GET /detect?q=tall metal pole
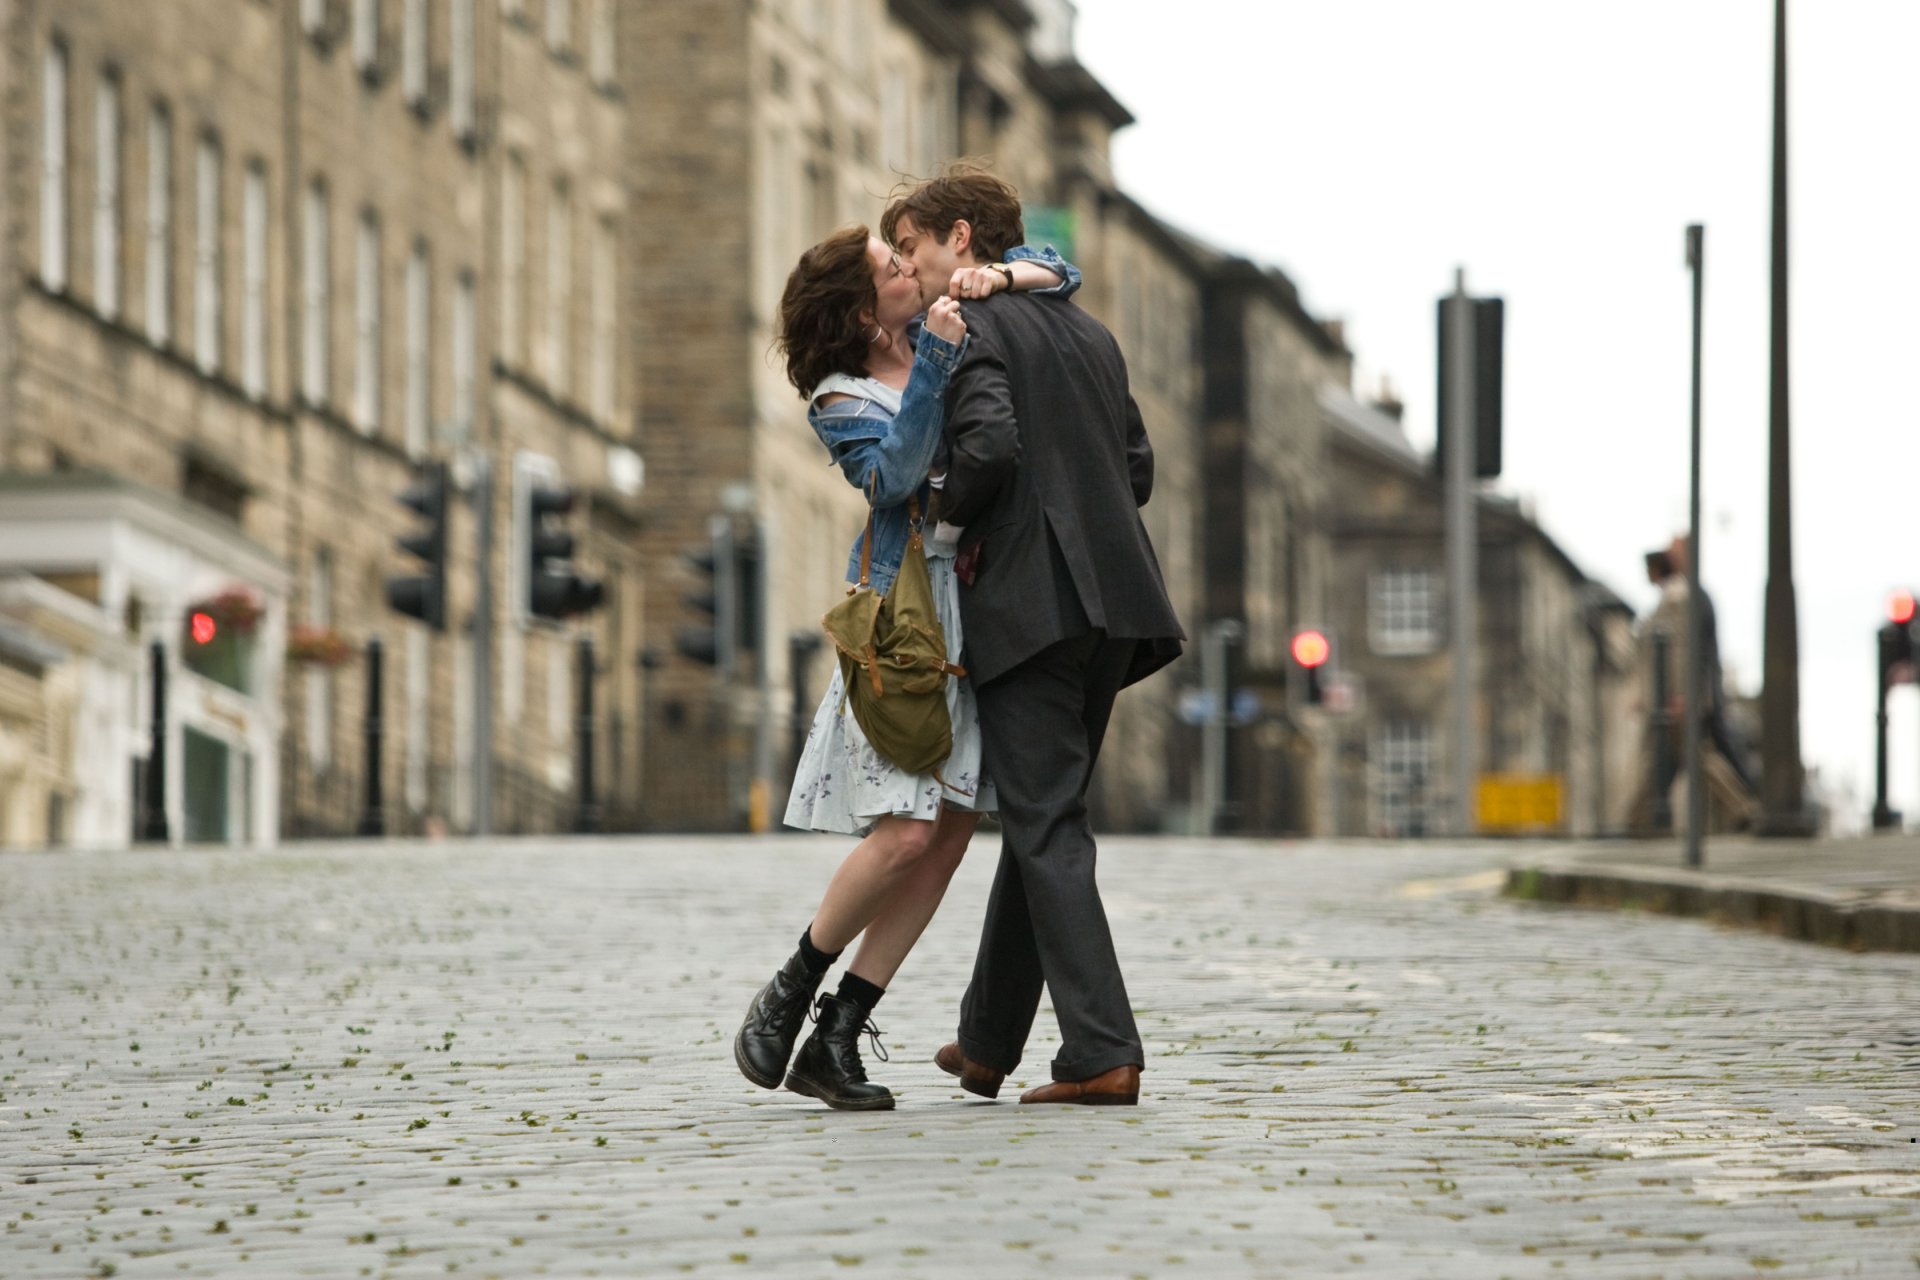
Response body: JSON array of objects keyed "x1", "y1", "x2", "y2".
[
  {"x1": 1684, "y1": 224, "x2": 1707, "y2": 868},
  {"x1": 139, "y1": 640, "x2": 170, "y2": 842},
  {"x1": 471, "y1": 453, "x2": 494, "y2": 835},
  {"x1": 1444, "y1": 269, "x2": 1478, "y2": 836},
  {"x1": 1758, "y1": 0, "x2": 1810, "y2": 835},
  {"x1": 357, "y1": 637, "x2": 385, "y2": 836},
  {"x1": 1871, "y1": 632, "x2": 1896, "y2": 830},
  {"x1": 573, "y1": 634, "x2": 600, "y2": 833}
]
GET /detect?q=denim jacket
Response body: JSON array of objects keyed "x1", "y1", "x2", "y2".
[{"x1": 808, "y1": 245, "x2": 1080, "y2": 595}]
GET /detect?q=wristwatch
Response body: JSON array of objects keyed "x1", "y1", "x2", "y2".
[{"x1": 986, "y1": 263, "x2": 1014, "y2": 291}]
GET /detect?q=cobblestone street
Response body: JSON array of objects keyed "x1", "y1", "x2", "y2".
[{"x1": 2, "y1": 837, "x2": 1916, "y2": 1279}]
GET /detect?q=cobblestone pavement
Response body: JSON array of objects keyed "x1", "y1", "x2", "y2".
[{"x1": 2, "y1": 837, "x2": 1916, "y2": 1279}]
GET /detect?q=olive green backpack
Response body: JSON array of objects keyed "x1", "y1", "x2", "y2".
[{"x1": 821, "y1": 488, "x2": 966, "y2": 776}]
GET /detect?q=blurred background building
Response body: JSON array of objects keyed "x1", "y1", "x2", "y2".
[{"x1": 0, "y1": 0, "x2": 1640, "y2": 847}]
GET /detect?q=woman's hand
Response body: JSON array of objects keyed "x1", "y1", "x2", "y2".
[
  {"x1": 924, "y1": 295, "x2": 967, "y2": 345},
  {"x1": 948, "y1": 265, "x2": 1008, "y2": 300}
]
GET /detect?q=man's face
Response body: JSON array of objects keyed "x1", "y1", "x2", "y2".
[{"x1": 892, "y1": 214, "x2": 969, "y2": 310}]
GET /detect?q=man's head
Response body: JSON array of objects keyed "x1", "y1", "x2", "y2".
[{"x1": 882, "y1": 161, "x2": 1025, "y2": 309}]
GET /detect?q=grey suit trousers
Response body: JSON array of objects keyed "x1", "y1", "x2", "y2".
[{"x1": 957, "y1": 629, "x2": 1144, "y2": 1082}]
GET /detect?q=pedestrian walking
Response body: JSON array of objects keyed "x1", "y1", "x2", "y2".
[
  {"x1": 883, "y1": 165, "x2": 1185, "y2": 1106},
  {"x1": 733, "y1": 214, "x2": 1079, "y2": 1111}
]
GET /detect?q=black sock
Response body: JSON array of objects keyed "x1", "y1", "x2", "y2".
[
  {"x1": 797, "y1": 926, "x2": 840, "y2": 976},
  {"x1": 835, "y1": 972, "x2": 886, "y2": 1017}
]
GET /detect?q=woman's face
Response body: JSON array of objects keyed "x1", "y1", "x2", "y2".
[{"x1": 866, "y1": 236, "x2": 921, "y2": 330}]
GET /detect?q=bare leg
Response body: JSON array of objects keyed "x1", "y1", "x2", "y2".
[
  {"x1": 847, "y1": 806, "x2": 981, "y2": 988},
  {"x1": 808, "y1": 814, "x2": 940, "y2": 953}
]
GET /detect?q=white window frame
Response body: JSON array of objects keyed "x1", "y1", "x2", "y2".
[
  {"x1": 451, "y1": 0, "x2": 475, "y2": 138},
  {"x1": 302, "y1": 180, "x2": 330, "y2": 406},
  {"x1": 589, "y1": 216, "x2": 615, "y2": 423},
  {"x1": 193, "y1": 133, "x2": 222, "y2": 375},
  {"x1": 242, "y1": 162, "x2": 268, "y2": 399},
  {"x1": 499, "y1": 154, "x2": 525, "y2": 365},
  {"x1": 405, "y1": 238, "x2": 430, "y2": 457},
  {"x1": 354, "y1": 211, "x2": 381, "y2": 432},
  {"x1": 1370, "y1": 568, "x2": 1440, "y2": 656},
  {"x1": 452, "y1": 269, "x2": 475, "y2": 441},
  {"x1": 41, "y1": 41, "x2": 68, "y2": 293},
  {"x1": 403, "y1": 0, "x2": 429, "y2": 107},
  {"x1": 353, "y1": 0, "x2": 380, "y2": 72},
  {"x1": 545, "y1": 0, "x2": 571, "y2": 53},
  {"x1": 94, "y1": 73, "x2": 121, "y2": 319},
  {"x1": 545, "y1": 181, "x2": 571, "y2": 394},
  {"x1": 145, "y1": 104, "x2": 172, "y2": 346},
  {"x1": 1371, "y1": 719, "x2": 1435, "y2": 838},
  {"x1": 305, "y1": 547, "x2": 334, "y2": 770}
]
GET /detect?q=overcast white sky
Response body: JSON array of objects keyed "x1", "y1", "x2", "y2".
[{"x1": 1073, "y1": 0, "x2": 1920, "y2": 830}]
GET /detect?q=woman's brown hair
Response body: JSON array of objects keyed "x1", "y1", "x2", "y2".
[{"x1": 776, "y1": 225, "x2": 877, "y2": 398}]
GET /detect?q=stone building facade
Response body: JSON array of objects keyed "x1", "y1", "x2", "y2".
[{"x1": 0, "y1": 0, "x2": 642, "y2": 843}]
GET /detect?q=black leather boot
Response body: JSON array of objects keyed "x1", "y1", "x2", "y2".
[
  {"x1": 784, "y1": 994, "x2": 895, "y2": 1111},
  {"x1": 733, "y1": 951, "x2": 825, "y2": 1090}
]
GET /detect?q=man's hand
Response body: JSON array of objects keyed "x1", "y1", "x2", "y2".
[
  {"x1": 948, "y1": 265, "x2": 1009, "y2": 300},
  {"x1": 924, "y1": 296, "x2": 967, "y2": 345}
]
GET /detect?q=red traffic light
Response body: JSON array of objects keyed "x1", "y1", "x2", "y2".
[
  {"x1": 189, "y1": 612, "x2": 217, "y2": 645},
  {"x1": 1891, "y1": 591, "x2": 1916, "y2": 626},
  {"x1": 1291, "y1": 629, "x2": 1330, "y2": 668}
]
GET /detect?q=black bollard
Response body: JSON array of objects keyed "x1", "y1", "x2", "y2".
[
  {"x1": 573, "y1": 635, "x2": 600, "y2": 833},
  {"x1": 358, "y1": 638, "x2": 385, "y2": 837},
  {"x1": 138, "y1": 640, "x2": 170, "y2": 842}
]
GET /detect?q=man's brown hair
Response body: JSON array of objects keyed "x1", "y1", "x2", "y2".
[
  {"x1": 881, "y1": 159, "x2": 1025, "y2": 262},
  {"x1": 776, "y1": 226, "x2": 877, "y2": 398}
]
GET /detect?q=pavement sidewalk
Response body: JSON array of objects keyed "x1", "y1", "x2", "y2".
[{"x1": 1506, "y1": 833, "x2": 1920, "y2": 952}]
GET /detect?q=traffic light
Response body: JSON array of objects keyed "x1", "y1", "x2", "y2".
[
  {"x1": 1880, "y1": 590, "x2": 1916, "y2": 690},
  {"x1": 1435, "y1": 294, "x2": 1504, "y2": 479},
  {"x1": 675, "y1": 517, "x2": 734, "y2": 667},
  {"x1": 522, "y1": 481, "x2": 604, "y2": 621},
  {"x1": 385, "y1": 461, "x2": 449, "y2": 631},
  {"x1": 1289, "y1": 627, "x2": 1333, "y2": 708}
]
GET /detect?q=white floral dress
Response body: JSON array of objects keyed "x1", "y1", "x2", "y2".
[{"x1": 782, "y1": 376, "x2": 998, "y2": 836}]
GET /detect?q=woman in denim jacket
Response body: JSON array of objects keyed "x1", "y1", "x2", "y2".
[{"x1": 733, "y1": 222, "x2": 1079, "y2": 1110}]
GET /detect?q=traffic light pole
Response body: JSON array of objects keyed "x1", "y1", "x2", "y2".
[
  {"x1": 573, "y1": 634, "x2": 600, "y2": 833},
  {"x1": 1872, "y1": 644, "x2": 1895, "y2": 830},
  {"x1": 1444, "y1": 270, "x2": 1478, "y2": 836},
  {"x1": 1683, "y1": 224, "x2": 1706, "y2": 869},
  {"x1": 357, "y1": 637, "x2": 385, "y2": 837},
  {"x1": 471, "y1": 452, "x2": 494, "y2": 836}
]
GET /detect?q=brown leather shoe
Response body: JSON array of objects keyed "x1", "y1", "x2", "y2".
[
  {"x1": 1019, "y1": 1064, "x2": 1140, "y2": 1106},
  {"x1": 933, "y1": 1042, "x2": 1005, "y2": 1099}
]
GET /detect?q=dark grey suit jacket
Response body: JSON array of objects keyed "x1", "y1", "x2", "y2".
[{"x1": 940, "y1": 291, "x2": 1185, "y2": 688}]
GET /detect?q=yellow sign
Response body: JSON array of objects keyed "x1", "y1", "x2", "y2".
[{"x1": 1476, "y1": 774, "x2": 1564, "y2": 832}]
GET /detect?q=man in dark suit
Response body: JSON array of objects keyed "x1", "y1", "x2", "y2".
[{"x1": 884, "y1": 167, "x2": 1184, "y2": 1105}]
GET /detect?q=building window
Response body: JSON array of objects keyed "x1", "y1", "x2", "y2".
[
  {"x1": 194, "y1": 134, "x2": 222, "y2": 375},
  {"x1": 242, "y1": 162, "x2": 269, "y2": 399},
  {"x1": 94, "y1": 72, "x2": 121, "y2": 319},
  {"x1": 405, "y1": 238, "x2": 430, "y2": 457},
  {"x1": 145, "y1": 104, "x2": 172, "y2": 346},
  {"x1": 302, "y1": 180, "x2": 330, "y2": 406},
  {"x1": 452, "y1": 269, "x2": 475, "y2": 441},
  {"x1": 451, "y1": 0, "x2": 475, "y2": 138},
  {"x1": 499, "y1": 154, "x2": 525, "y2": 365},
  {"x1": 879, "y1": 68, "x2": 907, "y2": 173},
  {"x1": 1370, "y1": 569, "x2": 1439, "y2": 655},
  {"x1": 546, "y1": 0, "x2": 571, "y2": 53},
  {"x1": 1371, "y1": 719, "x2": 1434, "y2": 838},
  {"x1": 403, "y1": 0, "x2": 429, "y2": 108},
  {"x1": 41, "y1": 40, "x2": 69, "y2": 292},
  {"x1": 306, "y1": 547, "x2": 334, "y2": 770},
  {"x1": 354, "y1": 211, "x2": 381, "y2": 432},
  {"x1": 546, "y1": 180, "x2": 571, "y2": 394},
  {"x1": 588, "y1": 0, "x2": 615, "y2": 86},
  {"x1": 590, "y1": 216, "x2": 615, "y2": 423},
  {"x1": 353, "y1": 0, "x2": 380, "y2": 73}
]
